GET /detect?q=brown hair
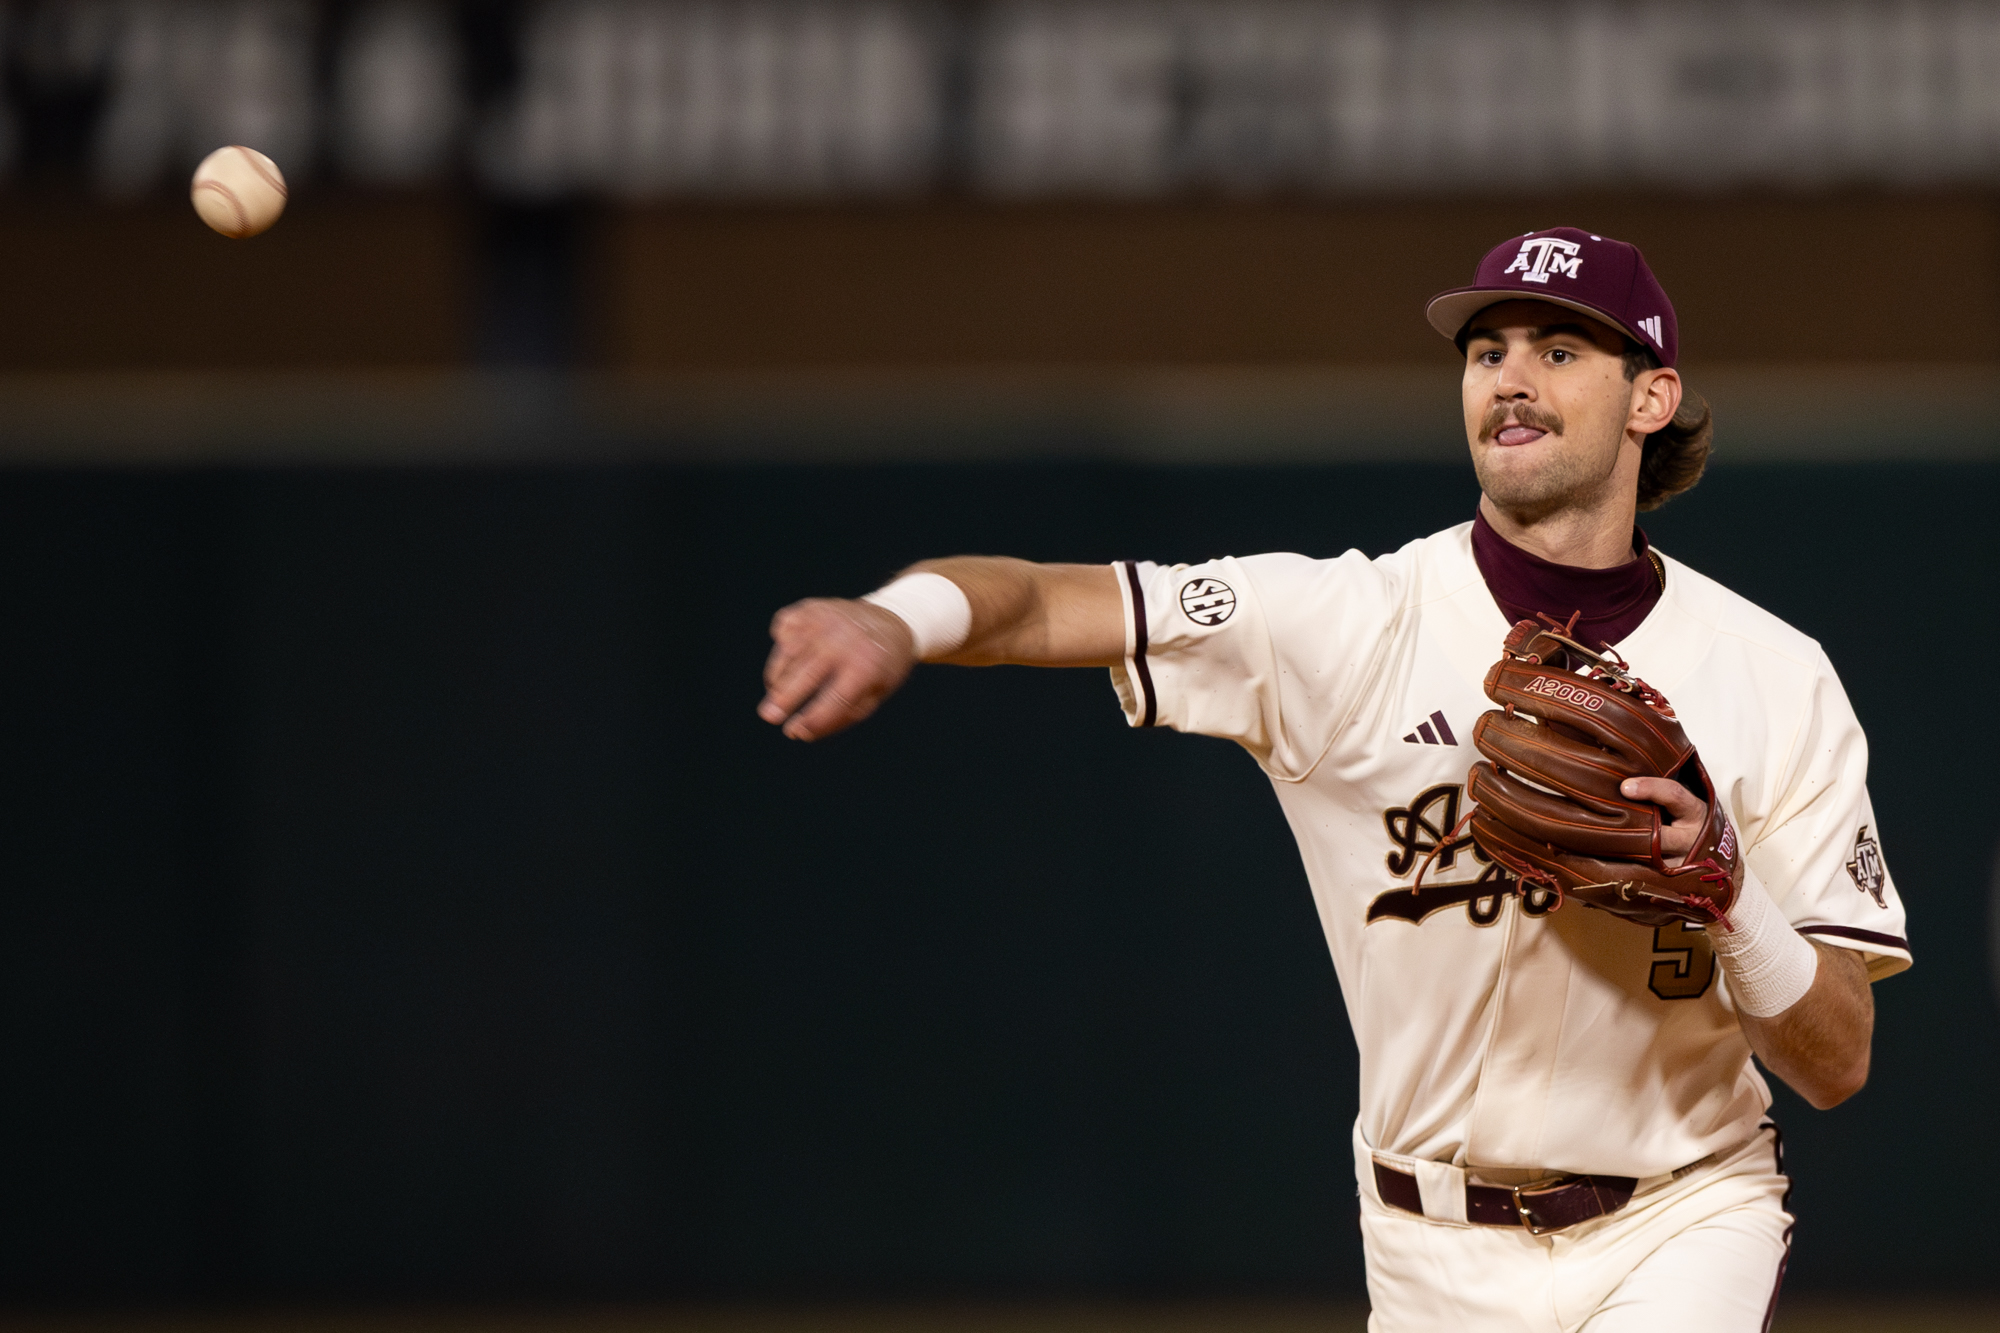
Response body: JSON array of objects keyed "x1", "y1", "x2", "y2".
[{"x1": 1622, "y1": 343, "x2": 1712, "y2": 511}]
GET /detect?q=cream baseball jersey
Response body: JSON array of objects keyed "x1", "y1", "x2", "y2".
[{"x1": 1109, "y1": 522, "x2": 1910, "y2": 1180}]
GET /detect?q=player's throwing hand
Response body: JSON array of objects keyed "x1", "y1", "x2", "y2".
[{"x1": 760, "y1": 598, "x2": 917, "y2": 741}]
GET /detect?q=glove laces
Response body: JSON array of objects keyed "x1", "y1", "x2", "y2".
[{"x1": 1410, "y1": 807, "x2": 1563, "y2": 913}]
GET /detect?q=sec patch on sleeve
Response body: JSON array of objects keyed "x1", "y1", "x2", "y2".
[{"x1": 1180, "y1": 577, "x2": 1235, "y2": 625}]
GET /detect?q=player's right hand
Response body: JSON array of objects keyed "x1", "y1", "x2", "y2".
[{"x1": 759, "y1": 598, "x2": 917, "y2": 741}]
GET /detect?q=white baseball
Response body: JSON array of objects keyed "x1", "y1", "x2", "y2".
[{"x1": 191, "y1": 146, "x2": 288, "y2": 239}]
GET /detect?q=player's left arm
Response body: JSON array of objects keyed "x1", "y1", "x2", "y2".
[
  {"x1": 1731, "y1": 943, "x2": 1872, "y2": 1110},
  {"x1": 1626, "y1": 775, "x2": 1874, "y2": 1109}
]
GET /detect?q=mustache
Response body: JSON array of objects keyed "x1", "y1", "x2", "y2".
[{"x1": 1480, "y1": 403, "x2": 1564, "y2": 441}]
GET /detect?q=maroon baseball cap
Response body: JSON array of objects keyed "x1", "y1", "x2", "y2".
[{"x1": 1426, "y1": 227, "x2": 1679, "y2": 367}]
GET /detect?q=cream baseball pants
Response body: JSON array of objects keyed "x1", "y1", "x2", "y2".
[{"x1": 1353, "y1": 1122, "x2": 1793, "y2": 1332}]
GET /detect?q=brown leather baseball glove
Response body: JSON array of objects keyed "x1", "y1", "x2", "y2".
[{"x1": 1465, "y1": 616, "x2": 1742, "y2": 928}]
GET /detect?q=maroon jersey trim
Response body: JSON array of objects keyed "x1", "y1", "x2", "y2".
[
  {"x1": 1797, "y1": 924, "x2": 1910, "y2": 954},
  {"x1": 1121, "y1": 560, "x2": 1157, "y2": 728}
]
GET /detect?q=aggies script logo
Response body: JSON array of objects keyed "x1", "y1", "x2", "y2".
[
  {"x1": 1366, "y1": 783, "x2": 1556, "y2": 927},
  {"x1": 1366, "y1": 782, "x2": 1718, "y2": 1000}
]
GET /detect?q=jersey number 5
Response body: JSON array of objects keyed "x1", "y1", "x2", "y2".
[{"x1": 1649, "y1": 922, "x2": 1717, "y2": 1001}]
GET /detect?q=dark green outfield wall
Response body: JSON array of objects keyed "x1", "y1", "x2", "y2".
[{"x1": 0, "y1": 462, "x2": 1991, "y2": 1303}]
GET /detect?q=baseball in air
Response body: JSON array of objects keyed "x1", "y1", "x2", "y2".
[{"x1": 190, "y1": 146, "x2": 287, "y2": 239}]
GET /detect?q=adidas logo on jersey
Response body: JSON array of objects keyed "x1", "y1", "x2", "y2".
[{"x1": 1402, "y1": 710, "x2": 1458, "y2": 746}]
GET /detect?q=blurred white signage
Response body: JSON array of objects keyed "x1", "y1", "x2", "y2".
[
  {"x1": 478, "y1": 0, "x2": 941, "y2": 196},
  {"x1": 11, "y1": 0, "x2": 2000, "y2": 197}
]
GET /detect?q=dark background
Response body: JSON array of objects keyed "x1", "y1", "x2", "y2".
[{"x1": 0, "y1": 459, "x2": 1989, "y2": 1305}]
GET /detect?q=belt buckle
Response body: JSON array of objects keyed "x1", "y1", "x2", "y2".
[{"x1": 1511, "y1": 1180, "x2": 1562, "y2": 1236}]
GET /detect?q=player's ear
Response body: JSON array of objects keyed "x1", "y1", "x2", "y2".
[{"x1": 1629, "y1": 367, "x2": 1682, "y2": 437}]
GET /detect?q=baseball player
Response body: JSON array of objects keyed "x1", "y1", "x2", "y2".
[{"x1": 757, "y1": 227, "x2": 1909, "y2": 1331}]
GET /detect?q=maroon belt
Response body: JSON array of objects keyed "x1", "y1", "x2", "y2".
[{"x1": 1373, "y1": 1159, "x2": 1637, "y2": 1236}]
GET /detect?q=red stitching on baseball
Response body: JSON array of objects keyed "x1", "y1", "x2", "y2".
[
  {"x1": 195, "y1": 180, "x2": 248, "y2": 236},
  {"x1": 236, "y1": 147, "x2": 287, "y2": 199}
]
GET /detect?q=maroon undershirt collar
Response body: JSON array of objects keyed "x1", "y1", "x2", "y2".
[{"x1": 1469, "y1": 508, "x2": 1663, "y2": 650}]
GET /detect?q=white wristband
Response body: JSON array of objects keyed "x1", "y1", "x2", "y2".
[
  {"x1": 862, "y1": 572, "x2": 972, "y2": 661},
  {"x1": 1707, "y1": 878, "x2": 1818, "y2": 1018}
]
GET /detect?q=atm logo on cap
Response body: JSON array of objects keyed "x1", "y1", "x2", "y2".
[{"x1": 1503, "y1": 236, "x2": 1582, "y2": 284}]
